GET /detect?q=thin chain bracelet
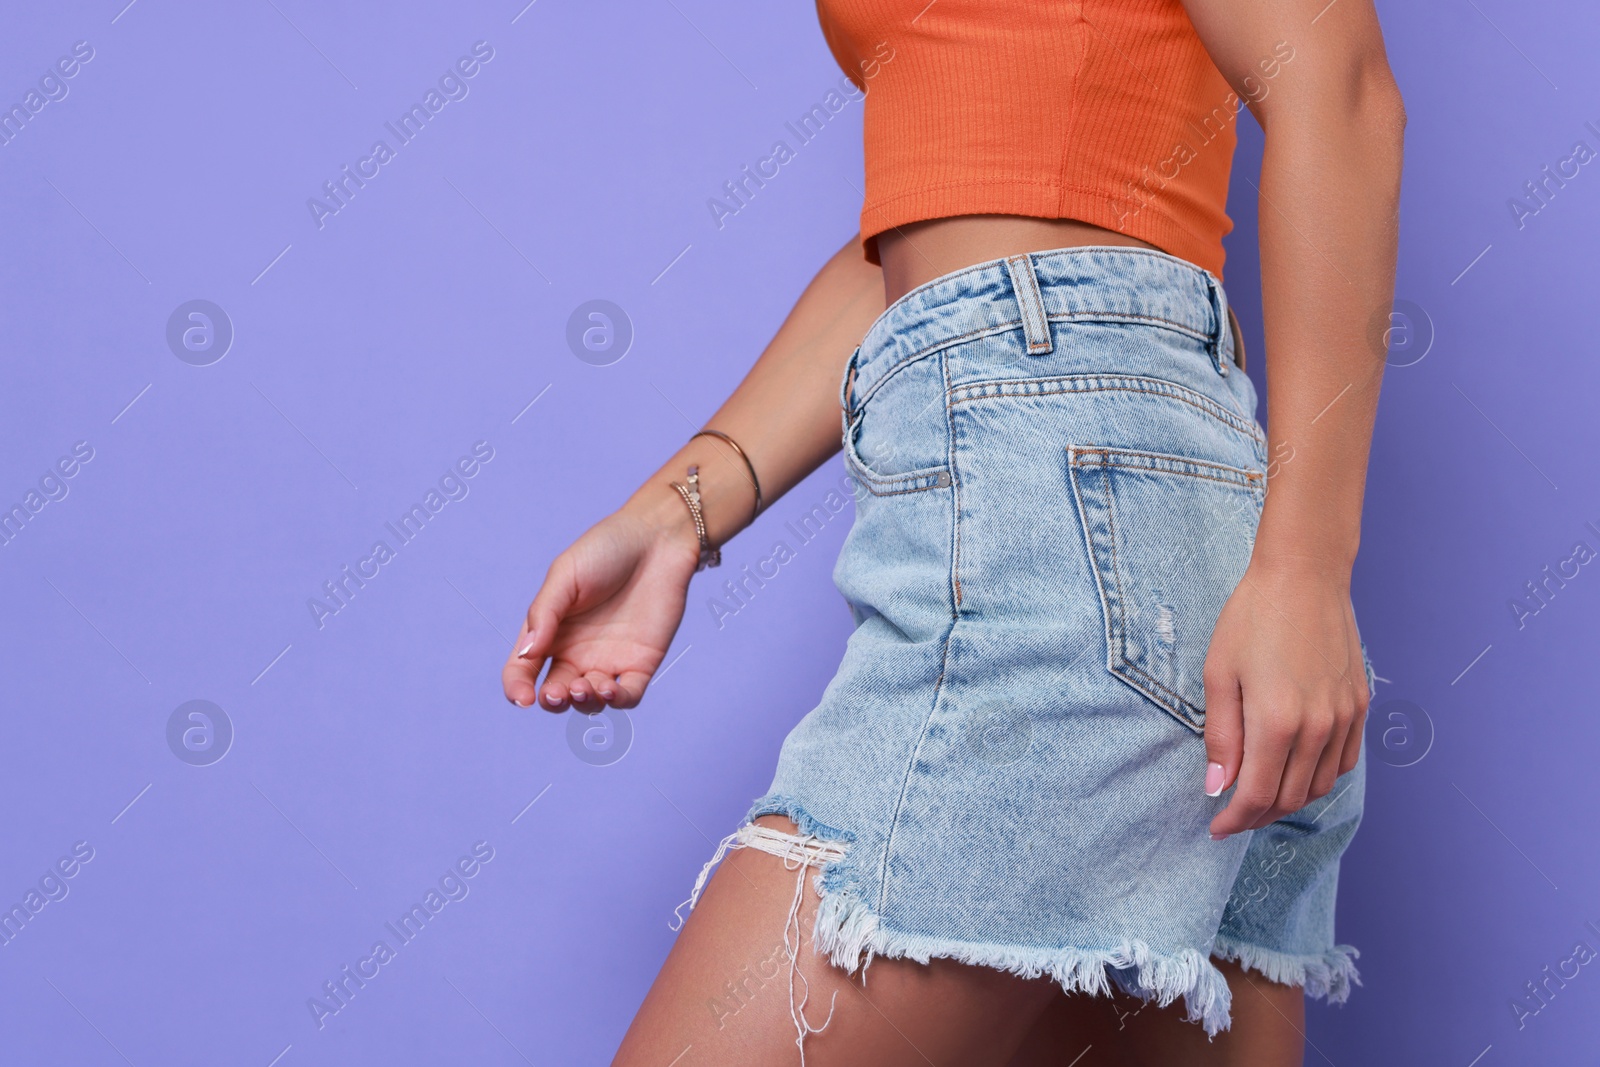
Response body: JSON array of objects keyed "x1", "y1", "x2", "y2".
[{"x1": 670, "y1": 464, "x2": 720, "y2": 572}]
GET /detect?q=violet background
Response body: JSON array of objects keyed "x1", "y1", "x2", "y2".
[{"x1": 1, "y1": 1, "x2": 1594, "y2": 1063}]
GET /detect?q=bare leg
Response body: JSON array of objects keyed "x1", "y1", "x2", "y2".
[
  {"x1": 1005, "y1": 957, "x2": 1306, "y2": 1067},
  {"x1": 613, "y1": 815, "x2": 1063, "y2": 1067}
]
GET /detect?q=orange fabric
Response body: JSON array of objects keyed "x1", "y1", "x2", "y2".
[{"x1": 816, "y1": 0, "x2": 1261, "y2": 281}]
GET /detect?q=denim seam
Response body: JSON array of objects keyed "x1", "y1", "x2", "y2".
[
  {"x1": 874, "y1": 619, "x2": 959, "y2": 917},
  {"x1": 841, "y1": 440, "x2": 952, "y2": 495},
  {"x1": 855, "y1": 311, "x2": 1215, "y2": 413},
  {"x1": 950, "y1": 374, "x2": 1264, "y2": 444},
  {"x1": 874, "y1": 352, "x2": 962, "y2": 915},
  {"x1": 1097, "y1": 463, "x2": 1132, "y2": 697},
  {"x1": 1081, "y1": 464, "x2": 1258, "y2": 493},
  {"x1": 850, "y1": 472, "x2": 951, "y2": 496},
  {"x1": 1071, "y1": 447, "x2": 1265, "y2": 490},
  {"x1": 951, "y1": 375, "x2": 1261, "y2": 440},
  {"x1": 855, "y1": 327, "x2": 1011, "y2": 411},
  {"x1": 1120, "y1": 665, "x2": 1205, "y2": 734},
  {"x1": 944, "y1": 350, "x2": 964, "y2": 609},
  {"x1": 1045, "y1": 311, "x2": 1209, "y2": 342},
  {"x1": 1068, "y1": 449, "x2": 1121, "y2": 723}
]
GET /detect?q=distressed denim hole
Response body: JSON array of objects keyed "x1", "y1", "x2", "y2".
[{"x1": 673, "y1": 821, "x2": 852, "y2": 1065}]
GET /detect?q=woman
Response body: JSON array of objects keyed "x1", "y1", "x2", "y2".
[{"x1": 503, "y1": 0, "x2": 1403, "y2": 1062}]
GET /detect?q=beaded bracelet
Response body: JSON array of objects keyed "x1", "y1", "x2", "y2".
[{"x1": 670, "y1": 464, "x2": 721, "y2": 572}]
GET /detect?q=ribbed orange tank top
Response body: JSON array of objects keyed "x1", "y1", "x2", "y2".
[{"x1": 816, "y1": 0, "x2": 1260, "y2": 280}]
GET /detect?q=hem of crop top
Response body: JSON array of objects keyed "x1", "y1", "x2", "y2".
[{"x1": 858, "y1": 177, "x2": 1229, "y2": 282}]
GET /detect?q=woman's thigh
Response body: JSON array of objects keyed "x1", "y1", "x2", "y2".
[
  {"x1": 613, "y1": 815, "x2": 1062, "y2": 1067},
  {"x1": 1004, "y1": 958, "x2": 1306, "y2": 1067}
]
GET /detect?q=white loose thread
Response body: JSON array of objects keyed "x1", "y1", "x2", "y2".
[
  {"x1": 669, "y1": 823, "x2": 850, "y2": 1065},
  {"x1": 777, "y1": 836, "x2": 837, "y2": 1065},
  {"x1": 670, "y1": 827, "x2": 743, "y2": 931}
]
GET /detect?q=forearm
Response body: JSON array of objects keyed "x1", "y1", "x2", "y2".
[
  {"x1": 620, "y1": 235, "x2": 885, "y2": 547},
  {"x1": 1253, "y1": 73, "x2": 1405, "y2": 578}
]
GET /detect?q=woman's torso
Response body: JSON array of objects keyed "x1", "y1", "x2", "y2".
[
  {"x1": 876, "y1": 216, "x2": 1161, "y2": 306},
  {"x1": 815, "y1": 0, "x2": 1250, "y2": 303}
]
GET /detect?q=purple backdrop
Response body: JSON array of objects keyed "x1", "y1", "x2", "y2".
[{"x1": 1, "y1": 1, "x2": 1594, "y2": 1063}]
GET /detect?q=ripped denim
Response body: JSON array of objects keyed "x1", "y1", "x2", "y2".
[{"x1": 675, "y1": 246, "x2": 1368, "y2": 1052}]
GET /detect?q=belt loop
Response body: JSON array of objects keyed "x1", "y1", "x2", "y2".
[
  {"x1": 1004, "y1": 254, "x2": 1054, "y2": 356},
  {"x1": 1200, "y1": 271, "x2": 1230, "y2": 377},
  {"x1": 1227, "y1": 306, "x2": 1247, "y2": 373},
  {"x1": 841, "y1": 343, "x2": 862, "y2": 420}
]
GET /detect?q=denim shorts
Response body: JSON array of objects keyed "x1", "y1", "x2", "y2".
[{"x1": 679, "y1": 246, "x2": 1369, "y2": 1041}]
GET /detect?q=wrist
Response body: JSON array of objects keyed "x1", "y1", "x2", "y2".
[
  {"x1": 1245, "y1": 546, "x2": 1355, "y2": 589},
  {"x1": 622, "y1": 481, "x2": 701, "y2": 554},
  {"x1": 1252, "y1": 500, "x2": 1360, "y2": 580}
]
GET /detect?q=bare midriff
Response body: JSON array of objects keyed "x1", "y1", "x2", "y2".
[{"x1": 876, "y1": 214, "x2": 1163, "y2": 307}]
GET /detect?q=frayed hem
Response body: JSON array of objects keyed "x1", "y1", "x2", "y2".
[
  {"x1": 725, "y1": 794, "x2": 1238, "y2": 1037},
  {"x1": 811, "y1": 886, "x2": 1236, "y2": 1037},
  {"x1": 1211, "y1": 935, "x2": 1362, "y2": 1004},
  {"x1": 745, "y1": 792, "x2": 859, "y2": 848}
]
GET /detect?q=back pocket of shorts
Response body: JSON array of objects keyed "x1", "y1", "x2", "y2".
[{"x1": 1067, "y1": 445, "x2": 1265, "y2": 733}]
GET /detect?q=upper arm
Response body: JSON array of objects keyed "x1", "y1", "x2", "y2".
[{"x1": 1178, "y1": 0, "x2": 1404, "y2": 126}]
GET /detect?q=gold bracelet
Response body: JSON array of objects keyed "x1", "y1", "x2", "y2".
[
  {"x1": 691, "y1": 428, "x2": 762, "y2": 521},
  {"x1": 670, "y1": 464, "x2": 720, "y2": 572}
]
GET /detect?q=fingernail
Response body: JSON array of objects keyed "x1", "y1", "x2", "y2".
[
  {"x1": 543, "y1": 692, "x2": 560, "y2": 707},
  {"x1": 1204, "y1": 761, "x2": 1226, "y2": 797},
  {"x1": 516, "y1": 640, "x2": 535, "y2": 659},
  {"x1": 600, "y1": 689, "x2": 615, "y2": 700},
  {"x1": 1210, "y1": 832, "x2": 1227, "y2": 841},
  {"x1": 571, "y1": 691, "x2": 588, "y2": 703}
]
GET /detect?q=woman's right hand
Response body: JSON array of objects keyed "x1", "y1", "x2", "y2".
[{"x1": 501, "y1": 496, "x2": 702, "y2": 712}]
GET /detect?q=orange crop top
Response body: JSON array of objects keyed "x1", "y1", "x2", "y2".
[{"x1": 816, "y1": 0, "x2": 1269, "y2": 280}]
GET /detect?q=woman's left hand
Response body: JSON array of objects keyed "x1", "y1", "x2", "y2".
[{"x1": 1201, "y1": 558, "x2": 1370, "y2": 839}]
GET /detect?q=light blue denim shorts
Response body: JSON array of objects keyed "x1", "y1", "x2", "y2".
[{"x1": 680, "y1": 246, "x2": 1369, "y2": 1038}]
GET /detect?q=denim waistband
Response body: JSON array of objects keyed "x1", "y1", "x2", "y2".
[{"x1": 844, "y1": 245, "x2": 1237, "y2": 418}]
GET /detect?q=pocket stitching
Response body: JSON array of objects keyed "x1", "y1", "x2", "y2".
[
  {"x1": 1092, "y1": 459, "x2": 1206, "y2": 734},
  {"x1": 1072, "y1": 446, "x2": 1265, "y2": 493},
  {"x1": 951, "y1": 374, "x2": 1264, "y2": 445},
  {"x1": 1069, "y1": 444, "x2": 1264, "y2": 734},
  {"x1": 842, "y1": 416, "x2": 952, "y2": 496}
]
